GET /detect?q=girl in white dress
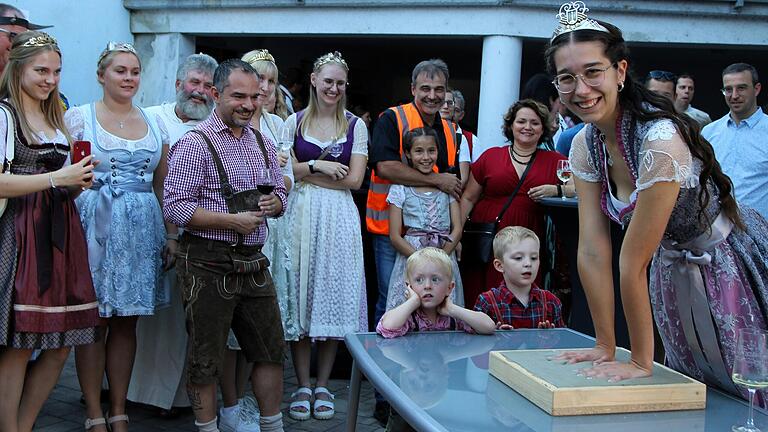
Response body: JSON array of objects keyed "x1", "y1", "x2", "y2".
[{"x1": 282, "y1": 51, "x2": 368, "y2": 421}]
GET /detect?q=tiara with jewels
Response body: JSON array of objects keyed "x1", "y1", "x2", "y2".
[
  {"x1": 551, "y1": 1, "x2": 610, "y2": 41},
  {"x1": 97, "y1": 42, "x2": 137, "y2": 65},
  {"x1": 314, "y1": 51, "x2": 348, "y2": 71},
  {"x1": 21, "y1": 33, "x2": 58, "y2": 48},
  {"x1": 243, "y1": 49, "x2": 275, "y2": 66}
]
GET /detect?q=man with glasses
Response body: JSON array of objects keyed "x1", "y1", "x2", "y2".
[
  {"x1": 0, "y1": 3, "x2": 51, "y2": 75},
  {"x1": 439, "y1": 88, "x2": 472, "y2": 187},
  {"x1": 674, "y1": 74, "x2": 711, "y2": 126},
  {"x1": 703, "y1": 63, "x2": 767, "y2": 218},
  {"x1": 645, "y1": 70, "x2": 677, "y2": 103}
]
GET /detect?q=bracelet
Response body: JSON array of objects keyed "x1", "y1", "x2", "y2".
[
  {"x1": 556, "y1": 184, "x2": 563, "y2": 197},
  {"x1": 165, "y1": 233, "x2": 179, "y2": 241},
  {"x1": 48, "y1": 173, "x2": 57, "y2": 189}
]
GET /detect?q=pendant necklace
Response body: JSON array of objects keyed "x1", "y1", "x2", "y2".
[{"x1": 102, "y1": 101, "x2": 133, "y2": 129}]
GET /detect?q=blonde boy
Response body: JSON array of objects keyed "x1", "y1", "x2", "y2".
[
  {"x1": 473, "y1": 227, "x2": 564, "y2": 329},
  {"x1": 377, "y1": 248, "x2": 495, "y2": 338}
]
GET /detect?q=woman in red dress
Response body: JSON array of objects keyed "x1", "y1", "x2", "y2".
[
  {"x1": 460, "y1": 99, "x2": 570, "y2": 306},
  {"x1": 0, "y1": 32, "x2": 100, "y2": 431}
]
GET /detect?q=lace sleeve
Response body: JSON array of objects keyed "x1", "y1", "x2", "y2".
[
  {"x1": 154, "y1": 113, "x2": 170, "y2": 146},
  {"x1": 352, "y1": 117, "x2": 369, "y2": 156},
  {"x1": 64, "y1": 107, "x2": 85, "y2": 141},
  {"x1": 0, "y1": 109, "x2": 7, "y2": 159},
  {"x1": 637, "y1": 119, "x2": 698, "y2": 192},
  {"x1": 386, "y1": 184, "x2": 406, "y2": 207},
  {"x1": 569, "y1": 127, "x2": 600, "y2": 182}
]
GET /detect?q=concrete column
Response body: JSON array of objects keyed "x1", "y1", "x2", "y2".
[
  {"x1": 476, "y1": 35, "x2": 523, "y2": 160},
  {"x1": 134, "y1": 33, "x2": 195, "y2": 107}
]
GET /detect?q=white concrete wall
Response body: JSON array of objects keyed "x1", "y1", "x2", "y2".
[{"x1": 12, "y1": 0, "x2": 133, "y2": 107}]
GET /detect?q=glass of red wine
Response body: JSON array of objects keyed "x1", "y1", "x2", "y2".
[{"x1": 257, "y1": 166, "x2": 275, "y2": 195}]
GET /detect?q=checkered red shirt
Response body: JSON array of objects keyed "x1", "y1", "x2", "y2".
[
  {"x1": 473, "y1": 282, "x2": 564, "y2": 329},
  {"x1": 163, "y1": 109, "x2": 287, "y2": 245}
]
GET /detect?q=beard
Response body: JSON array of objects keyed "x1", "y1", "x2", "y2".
[{"x1": 175, "y1": 88, "x2": 214, "y2": 120}]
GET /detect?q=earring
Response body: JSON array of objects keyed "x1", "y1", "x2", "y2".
[{"x1": 618, "y1": 82, "x2": 625, "y2": 92}]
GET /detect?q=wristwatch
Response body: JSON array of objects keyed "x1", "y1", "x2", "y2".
[{"x1": 308, "y1": 160, "x2": 316, "y2": 174}]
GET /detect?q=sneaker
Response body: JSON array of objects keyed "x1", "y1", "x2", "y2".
[
  {"x1": 219, "y1": 399, "x2": 261, "y2": 432},
  {"x1": 238, "y1": 397, "x2": 260, "y2": 432},
  {"x1": 218, "y1": 405, "x2": 239, "y2": 432}
]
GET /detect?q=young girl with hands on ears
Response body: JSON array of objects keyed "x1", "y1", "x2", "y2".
[{"x1": 377, "y1": 248, "x2": 495, "y2": 338}]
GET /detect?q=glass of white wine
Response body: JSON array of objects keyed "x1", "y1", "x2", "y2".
[
  {"x1": 732, "y1": 328, "x2": 768, "y2": 432},
  {"x1": 556, "y1": 159, "x2": 572, "y2": 200}
]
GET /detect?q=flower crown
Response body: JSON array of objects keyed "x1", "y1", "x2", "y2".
[
  {"x1": 314, "y1": 51, "x2": 348, "y2": 71},
  {"x1": 243, "y1": 49, "x2": 275, "y2": 66},
  {"x1": 551, "y1": 1, "x2": 610, "y2": 41},
  {"x1": 21, "y1": 33, "x2": 58, "y2": 49}
]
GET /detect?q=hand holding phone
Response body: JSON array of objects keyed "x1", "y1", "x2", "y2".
[{"x1": 72, "y1": 140, "x2": 91, "y2": 165}]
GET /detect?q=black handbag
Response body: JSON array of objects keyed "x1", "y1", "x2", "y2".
[{"x1": 461, "y1": 150, "x2": 537, "y2": 263}]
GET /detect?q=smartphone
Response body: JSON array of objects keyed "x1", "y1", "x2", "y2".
[{"x1": 72, "y1": 140, "x2": 91, "y2": 164}]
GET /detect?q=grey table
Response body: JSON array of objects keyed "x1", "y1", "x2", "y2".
[{"x1": 345, "y1": 329, "x2": 765, "y2": 431}]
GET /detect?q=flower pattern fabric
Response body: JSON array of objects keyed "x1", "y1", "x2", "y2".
[{"x1": 570, "y1": 110, "x2": 768, "y2": 406}]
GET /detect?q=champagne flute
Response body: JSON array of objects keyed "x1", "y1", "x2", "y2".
[
  {"x1": 556, "y1": 159, "x2": 572, "y2": 200},
  {"x1": 732, "y1": 328, "x2": 768, "y2": 432}
]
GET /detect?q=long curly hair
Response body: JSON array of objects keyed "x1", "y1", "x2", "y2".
[{"x1": 545, "y1": 20, "x2": 741, "y2": 228}]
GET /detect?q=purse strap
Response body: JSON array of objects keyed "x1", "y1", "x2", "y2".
[
  {"x1": 468, "y1": 148, "x2": 538, "y2": 226},
  {"x1": 1, "y1": 104, "x2": 15, "y2": 172}
]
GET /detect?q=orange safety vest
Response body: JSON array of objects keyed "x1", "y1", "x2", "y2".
[{"x1": 366, "y1": 103, "x2": 457, "y2": 235}]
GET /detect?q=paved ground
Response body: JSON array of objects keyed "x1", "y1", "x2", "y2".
[{"x1": 35, "y1": 352, "x2": 385, "y2": 432}]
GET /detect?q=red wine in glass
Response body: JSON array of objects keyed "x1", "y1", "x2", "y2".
[{"x1": 257, "y1": 184, "x2": 275, "y2": 195}]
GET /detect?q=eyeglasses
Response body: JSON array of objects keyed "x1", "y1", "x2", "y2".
[
  {"x1": 0, "y1": 28, "x2": 19, "y2": 40},
  {"x1": 552, "y1": 63, "x2": 616, "y2": 94},
  {"x1": 442, "y1": 100, "x2": 455, "y2": 107},
  {"x1": 721, "y1": 84, "x2": 752, "y2": 96},
  {"x1": 648, "y1": 70, "x2": 677, "y2": 82}
]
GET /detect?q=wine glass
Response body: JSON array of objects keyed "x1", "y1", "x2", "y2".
[
  {"x1": 732, "y1": 328, "x2": 768, "y2": 432},
  {"x1": 256, "y1": 166, "x2": 275, "y2": 196},
  {"x1": 277, "y1": 126, "x2": 293, "y2": 159},
  {"x1": 556, "y1": 159, "x2": 572, "y2": 200}
]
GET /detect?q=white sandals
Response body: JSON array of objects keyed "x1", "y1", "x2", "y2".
[
  {"x1": 312, "y1": 386, "x2": 335, "y2": 420},
  {"x1": 84, "y1": 417, "x2": 106, "y2": 431},
  {"x1": 288, "y1": 386, "x2": 312, "y2": 421}
]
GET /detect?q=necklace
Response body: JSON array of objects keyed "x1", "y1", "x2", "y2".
[
  {"x1": 101, "y1": 101, "x2": 133, "y2": 129},
  {"x1": 509, "y1": 146, "x2": 536, "y2": 165},
  {"x1": 511, "y1": 145, "x2": 536, "y2": 158}
]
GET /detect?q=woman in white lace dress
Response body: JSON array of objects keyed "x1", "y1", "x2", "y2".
[
  {"x1": 545, "y1": 6, "x2": 768, "y2": 407},
  {"x1": 64, "y1": 43, "x2": 171, "y2": 431},
  {"x1": 281, "y1": 52, "x2": 368, "y2": 421}
]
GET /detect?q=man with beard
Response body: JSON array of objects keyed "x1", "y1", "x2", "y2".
[
  {"x1": 365, "y1": 58, "x2": 461, "y2": 425},
  {"x1": 127, "y1": 53, "x2": 218, "y2": 418}
]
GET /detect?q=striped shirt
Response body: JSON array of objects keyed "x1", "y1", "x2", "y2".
[{"x1": 163, "y1": 109, "x2": 287, "y2": 245}]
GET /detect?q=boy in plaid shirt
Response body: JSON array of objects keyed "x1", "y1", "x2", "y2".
[{"x1": 473, "y1": 226, "x2": 564, "y2": 329}]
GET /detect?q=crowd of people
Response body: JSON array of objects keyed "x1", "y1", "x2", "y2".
[{"x1": 0, "y1": 1, "x2": 767, "y2": 432}]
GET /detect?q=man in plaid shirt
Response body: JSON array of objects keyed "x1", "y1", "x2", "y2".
[
  {"x1": 473, "y1": 226, "x2": 564, "y2": 330},
  {"x1": 164, "y1": 59, "x2": 287, "y2": 432}
]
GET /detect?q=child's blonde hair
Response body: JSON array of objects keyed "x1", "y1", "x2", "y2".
[
  {"x1": 493, "y1": 226, "x2": 539, "y2": 259},
  {"x1": 405, "y1": 247, "x2": 453, "y2": 281}
]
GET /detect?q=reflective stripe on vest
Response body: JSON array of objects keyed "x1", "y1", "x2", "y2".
[{"x1": 365, "y1": 103, "x2": 457, "y2": 235}]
